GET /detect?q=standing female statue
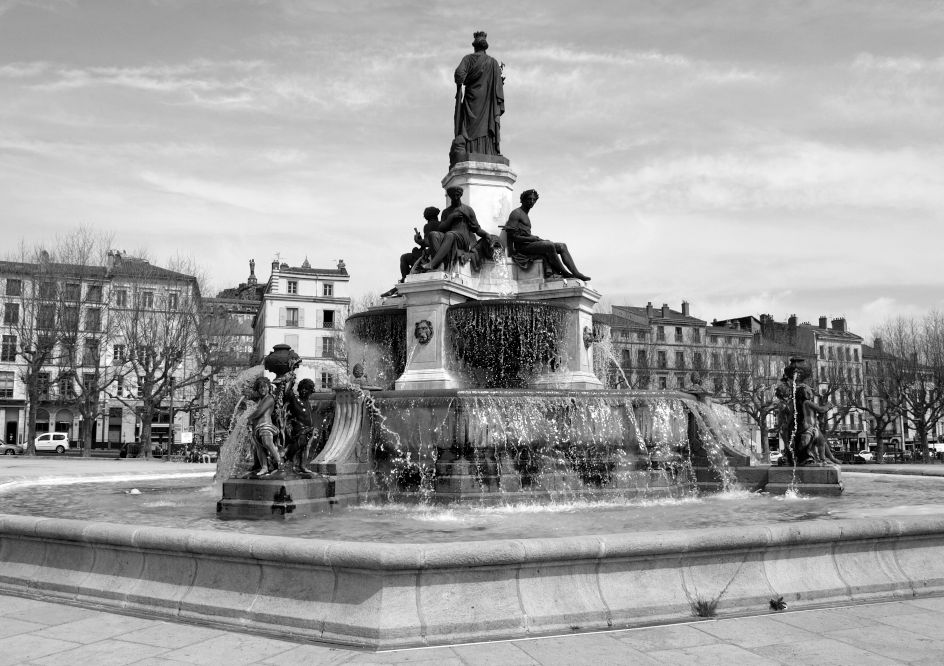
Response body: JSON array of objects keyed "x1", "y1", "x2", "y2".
[{"x1": 454, "y1": 31, "x2": 504, "y2": 157}]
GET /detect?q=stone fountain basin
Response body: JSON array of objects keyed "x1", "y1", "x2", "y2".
[{"x1": 2, "y1": 513, "x2": 943, "y2": 649}]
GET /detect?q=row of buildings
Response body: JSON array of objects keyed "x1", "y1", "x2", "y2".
[
  {"x1": 0, "y1": 252, "x2": 350, "y2": 450},
  {"x1": 594, "y1": 302, "x2": 938, "y2": 456}
]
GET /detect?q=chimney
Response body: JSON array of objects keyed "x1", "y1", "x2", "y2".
[
  {"x1": 831, "y1": 317, "x2": 846, "y2": 332},
  {"x1": 661, "y1": 303, "x2": 670, "y2": 318},
  {"x1": 271, "y1": 259, "x2": 279, "y2": 271},
  {"x1": 681, "y1": 301, "x2": 690, "y2": 317},
  {"x1": 337, "y1": 259, "x2": 346, "y2": 272},
  {"x1": 788, "y1": 314, "x2": 797, "y2": 328},
  {"x1": 646, "y1": 302, "x2": 653, "y2": 318},
  {"x1": 818, "y1": 316, "x2": 828, "y2": 329},
  {"x1": 873, "y1": 337, "x2": 883, "y2": 352}
]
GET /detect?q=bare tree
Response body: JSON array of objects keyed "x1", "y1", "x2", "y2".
[{"x1": 852, "y1": 342, "x2": 904, "y2": 463}]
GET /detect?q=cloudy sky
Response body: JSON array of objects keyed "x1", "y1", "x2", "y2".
[{"x1": 2, "y1": 0, "x2": 943, "y2": 338}]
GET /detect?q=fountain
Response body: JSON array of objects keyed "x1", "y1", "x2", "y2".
[{"x1": 4, "y1": 31, "x2": 934, "y2": 654}]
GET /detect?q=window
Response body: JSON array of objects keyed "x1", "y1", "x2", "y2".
[
  {"x1": 168, "y1": 292, "x2": 179, "y2": 310},
  {"x1": 87, "y1": 284, "x2": 102, "y2": 303},
  {"x1": 827, "y1": 347, "x2": 834, "y2": 360},
  {"x1": 37, "y1": 372, "x2": 50, "y2": 399},
  {"x1": 140, "y1": 291, "x2": 154, "y2": 308},
  {"x1": 656, "y1": 326, "x2": 665, "y2": 342},
  {"x1": 0, "y1": 371, "x2": 13, "y2": 398},
  {"x1": 713, "y1": 376, "x2": 724, "y2": 393},
  {"x1": 819, "y1": 345, "x2": 825, "y2": 359},
  {"x1": 853, "y1": 349, "x2": 859, "y2": 362},
  {"x1": 115, "y1": 377, "x2": 124, "y2": 398},
  {"x1": 287, "y1": 280, "x2": 298, "y2": 295},
  {"x1": 738, "y1": 338, "x2": 746, "y2": 346},
  {"x1": 692, "y1": 329, "x2": 701, "y2": 343},
  {"x1": 658, "y1": 376, "x2": 667, "y2": 390},
  {"x1": 674, "y1": 327, "x2": 683, "y2": 343},
  {"x1": 5, "y1": 279, "x2": 21, "y2": 296},
  {"x1": 657, "y1": 350, "x2": 667, "y2": 369},
  {"x1": 675, "y1": 351, "x2": 685, "y2": 368},
  {"x1": 36, "y1": 304, "x2": 56, "y2": 329},
  {"x1": 710, "y1": 335, "x2": 718, "y2": 344},
  {"x1": 81, "y1": 373, "x2": 96, "y2": 391},
  {"x1": 83, "y1": 338, "x2": 98, "y2": 365},
  {"x1": 115, "y1": 290, "x2": 128, "y2": 307},
  {"x1": 693, "y1": 351, "x2": 703, "y2": 369},
  {"x1": 284, "y1": 334, "x2": 299, "y2": 350},
  {"x1": 58, "y1": 376, "x2": 75, "y2": 399},
  {"x1": 85, "y1": 308, "x2": 101, "y2": 332},
  {"x1": 677, "y1": 374, "x2": 685, "y2": 388},
  {"x1": 820, "y1": 366, "x2": 827, "y2": 380},
  {"x1": 285, "y1": 308, "x2": 300, "y2": 327},
  {"x1": 620, "y1": 349, "x2": 631, "y2": 366},
  {"x1": 64, "y1": 283, "x2": 80, "y2": 301},
  {"x1": 321, "y1": 372, "x2": 334, "y2": 389},
  {"x1": 323, "y1": 336, "x2": 335, "y2": 358},
  {"x1": 39, "y1": 281, "x2": 57, "y2": 299},
  {"x1": 712, "y1": 352, "x2": 721, "y2": 369},
  {"x1": 636, "y1": 331, "x2": 646, "y2": 341},
  {"x1": 323, "y1": 310, "x2": 335, "y2": 329},
  {"x1": 113, "y1": 344, "x2": 126, "y2": 364},
  {"x1": 323, "y1": 283, "x2": 334, "y2": 297},
  {"x1": 3, "y1": 303, "x2": 18, "y2": 325},
  {"x1": 62, "y1": 305, "x2": 79, "y2": 330},
  {"x1": 1, "y1": 335, "x2": 15, "y2": 362},
  {"x1": 845, "y1": 348, "x2": 851, "y2": 362},
  {"x1": 636, "y1": 349, "x2": 647, "y2": 366}
]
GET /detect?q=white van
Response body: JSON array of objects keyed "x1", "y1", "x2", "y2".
[{"x1": 33, "y1": 432, "x2": 69, "y2": 454}]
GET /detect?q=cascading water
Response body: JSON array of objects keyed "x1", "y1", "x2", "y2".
[
  {"x1": 345, "y1": 308, "x2": 407, "y2": 390},
  {"x1": 446, "y1": 300, "x2": 569, "y2": 388}
]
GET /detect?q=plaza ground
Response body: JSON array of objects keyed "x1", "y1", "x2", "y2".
[{"x1": 2, "y1": 458, "x2": 943, "y2": 665}]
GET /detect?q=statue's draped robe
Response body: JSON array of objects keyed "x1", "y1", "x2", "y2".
[
  {"x1": 428, "y1": 203, "x2": 498, "y2": 272},
  {"x1": 455, "y1": 52, "x2": 504, "y2": 155}
]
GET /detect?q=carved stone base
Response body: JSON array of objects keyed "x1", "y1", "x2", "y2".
[
  {"x1": 766, "y1": 465, "x2": 844, "y2": 496},
  {"x1": 216, "y1": 477, "x2": 334, "y2": 519}
]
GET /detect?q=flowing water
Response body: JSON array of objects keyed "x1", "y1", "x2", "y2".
[{"x1": 2, "y1": 473, "x2": 942, "y2": 543}]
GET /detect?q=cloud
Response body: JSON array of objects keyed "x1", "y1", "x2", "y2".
[{"x1": 139, "y1": 170, "x2": 326, "y2": 216}]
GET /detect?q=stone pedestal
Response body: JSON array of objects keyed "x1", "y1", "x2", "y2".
[
  {"x1": 766, "y1": 465, "x2": 844, "y2": 496},
  {"x1": 441, "y1": 160, "x2": 517, "y2": 234},
  {"x1": 520, "y1": 283, "x2": 604, "y2": 390},
  {"x1": 394, "y1": 276, "x2": 477, "y2": 390}
]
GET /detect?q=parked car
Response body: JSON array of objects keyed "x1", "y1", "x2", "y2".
[
  {"x1": 33, "y1": 432, "x2": 69, "y2": 454},
  {"x1": 768, "y1": 450, "x2": 783, "y2": 465},
  {"x1": 0, "y1": 442, "x2": 24, "y2": 455},
  {"x1": 855, "y1": 450, "x2": 874, "y2": 463}
]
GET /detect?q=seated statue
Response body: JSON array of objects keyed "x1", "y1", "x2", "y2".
[
  {"x1": 504, "y1": 189, "x2": 590, "y2": 281},
  {"x1": 381, "y1": 206, "x2": 440, "y2": 298},
  {"x1": 421, "y1": 186, "x2": 500, "y2": 273}
]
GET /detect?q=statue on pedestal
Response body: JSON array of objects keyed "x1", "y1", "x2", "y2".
[
  {"x1": 284, "y1": 378, "x2": 317, "y2": 477},
  {"x1": 776, "y1": 358, "x2": 840, "y2": 466},
  {"x1": 422, "y1": 186, "x2": 500, "y2": 273},
  {"x1": 453, "y1": 31, "x2": 504, "y2": 162},
  {"x1": 504, "y1": 189, "x2": 591, "y2": 281},
  {"x1": 244, "y1": 376, "x2": 283, "y2": 478}
]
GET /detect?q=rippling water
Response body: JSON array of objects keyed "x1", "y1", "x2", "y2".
[{"x1": 2, "y1": 472, "x2": 942, "y2": 543}]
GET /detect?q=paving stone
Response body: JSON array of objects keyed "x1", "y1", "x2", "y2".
[
  {"x1": 647, "y1": 643, "x2": 783, "y2": 665},
  {"x1": 903, "y1": 595, "x2": 944, "y2": 613},
  {"x1": 871, "y1": 609, "x2": 944, "y2": 639},
  {"x1": 0, "y1": 634, "x2": 82, "y2": 663},
  {"x1": 0, "y1": 616, "x2": 46, "y2": 639},
  {"x1": 770, "y1": 607, "x2": 884, "y2": 634},
  {"x1": 159, "y1": 632, "x2": 299, "y2": 665},
  {"x1": 0, "y1": 596, "x2": 97, "y2": 625},
  {"x1": 450, "y1": 640, "x2": 542, "y2": 665},
  {"x1": 824, "y1": 625, "x2": 944, "y2": 663},
  {"x1": 513, "y1": 633, "x2": 660, "y2": 665},
  {"x1": 30, "y1": 613, "x2": 155, "y2": 644},
  {"x1": 835, "y1": 600, "x2": 915, "y2": 620},
  {"x1": 29, "y1": 639, "x2": 169, "y2": 666},
  {"x1": 750, "y1": 637, "x2": 903, "y2": 665},
  {"x1": 612, "y1": 623, "x2": 723, "y2": 651},
  {"x1": 257, "y1": 642, "x2": 355, "y2": 665},
  {"x1": 693, "y1": 615, "x2": 820, "y2": 648},
  {"x1": 342, "y1": 646, "x2": 463, "y2": 665},
  {"x1": 116, "y1": 620, "x2": 227, "y2": 649}
]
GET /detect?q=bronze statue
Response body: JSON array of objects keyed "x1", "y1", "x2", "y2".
[
  {"x1": 504, "y1": 189, "x2": 591, "y2": 281},
  {"x1": 422, "y1": 186, "x2": 498, "y2": 273},
  {"x1": 381, "y1": 207, "x2": 443, "y2": 298},
  {"x1": 776, "y1": 358, "x2": 838, "y2": 466},
  {"x1": 284, "y1": 377, "x2": 316, "y2": 477},
  {"x1": 245, "y1": 376, "x2": 283, "y2": 478},
  {"x1": 454, "y1": 31, "x2": 504, "y2": 158}
]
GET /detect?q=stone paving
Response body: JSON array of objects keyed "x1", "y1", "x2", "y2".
[
  {"x1": 3, "y1": 593, "x2": 944, "y2": 664},
  {"x1": 3, "y1": 458, "x2": 944, "y2": 664}
]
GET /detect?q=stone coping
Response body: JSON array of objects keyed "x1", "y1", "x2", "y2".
[{"x1": 4, "y1": 512, "x2": 943, "y2": 570}]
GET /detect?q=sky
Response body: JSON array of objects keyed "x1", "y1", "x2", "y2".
[{"x1": 1, "y1": 0, "x2": 943, "y2": 340}]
